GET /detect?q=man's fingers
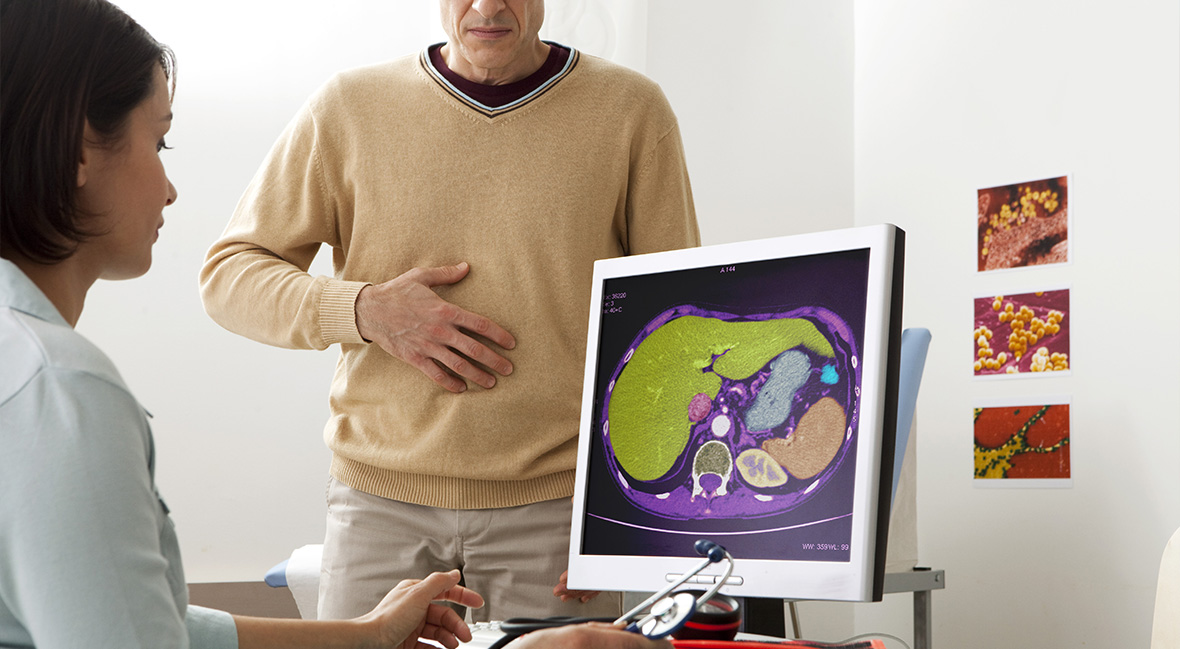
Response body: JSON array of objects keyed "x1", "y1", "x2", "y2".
[
  {"x1": 448, "y1": 332, "x2": 514, "y2": 378},
  {"x1": 554, "y1": 569, "x2": 602, "y2": 603},
  {"x1": 405, "y1": 354, "x2": 468, "y2": 393},
  {"x1": 555, "y1": 586, "x2": 602, "y2": 603},
  {"x1": 419, "y1": 320, "x2": 514, "y2": 388},
  {"x1": 455, "y1": 311, "x2": 516, "y2": 352},
  {"x1": 431, "y1": 346, "x2": 499, "y2": 390},
  {"x1": 409, "y1": 263, "x2": 516, "y2": 352},
  {"x1": 404, "y1": 348, "x2": 496, "y2": 394},
  {"x1": 359, "y1": 262, "x2": 516, "y2": 391},
  {"x1": 408, "y1": 261, "x2": 471, "y2": 288}
]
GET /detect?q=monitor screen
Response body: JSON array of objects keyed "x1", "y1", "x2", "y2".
[{"x1": 568, "y1": 224, "x2": 904, "y2": 602}]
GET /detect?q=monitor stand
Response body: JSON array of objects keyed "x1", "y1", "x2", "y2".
[{"x1": 738, "y1": 567, "x2": 945, "y2": 649}]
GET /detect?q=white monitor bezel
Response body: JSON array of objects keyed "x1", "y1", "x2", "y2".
[{"x1": 568, "y1": 223, "x2": 903, "y2": 602}]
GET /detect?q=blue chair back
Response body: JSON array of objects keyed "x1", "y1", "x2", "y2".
[{"x1": 892, "y1": 327, "x2": 931, "y2": 500}]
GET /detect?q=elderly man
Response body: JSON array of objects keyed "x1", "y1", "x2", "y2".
[{"x1": 200, "y1": 0, "x2": 699, "y2": 621}]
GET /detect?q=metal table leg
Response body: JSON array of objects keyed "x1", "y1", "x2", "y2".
[{"x1": 913, "y1": 588, "x2": 932, "y2": 649}]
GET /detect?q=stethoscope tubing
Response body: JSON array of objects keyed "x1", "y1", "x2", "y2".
[
  {"x1": 617, "y1": 542, "x2": 736, "y2": 638},
  {"x1": 672, "y1": 641, "x2": 882, "y2": 649},
  {"x1": 496, "y1": 540, "x2": 738, "y2": 644},
  {"x1": 614, "y1": 553, "x2": 715, "y2": 629},
  {"x1": 496, "y1": 616, "x2": 614, "y2": 635}
]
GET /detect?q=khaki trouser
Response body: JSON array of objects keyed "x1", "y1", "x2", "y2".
[{"x1": 317, "y1": 477, "x2": 622, "y2": 622}]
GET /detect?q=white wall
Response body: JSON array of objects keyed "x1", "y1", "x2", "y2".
[
  {"x1": 646, "y1": 1, "x2": 854, "y2": 245},
  {"x1": 850, "y1": 1, "x2": 1180, "y2": 647}
]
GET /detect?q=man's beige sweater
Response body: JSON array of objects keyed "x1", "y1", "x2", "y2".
[{"x1": 200, "y1": 48, "x2": 699, "y2": 509}]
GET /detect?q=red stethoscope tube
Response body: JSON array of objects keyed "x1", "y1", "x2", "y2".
[
  {"x1": 672, "y1": 639, "x2": 887, "y2": 649},
  {"x1": 680, "y1": 619, "x2": 742, "y2": 633}
]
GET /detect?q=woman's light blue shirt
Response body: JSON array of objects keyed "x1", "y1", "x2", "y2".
[{"x1": 0, "y1": 259, "x2": 237, "y2": 648}]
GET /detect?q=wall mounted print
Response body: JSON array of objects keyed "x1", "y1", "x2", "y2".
[
  {"x1": 974, "y1": 397, "x2": 1071, "y2": 488},
  {"x1": 977, "y1": 175, "x2": 1069, "y2": 272},
  {"x1": 973, "y1": 288, "x2": 1070, "y2": 377}
]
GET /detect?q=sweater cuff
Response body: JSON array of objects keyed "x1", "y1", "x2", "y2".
[{"x1": 319, "y1": 279, "x2": 371, "y2": 346}]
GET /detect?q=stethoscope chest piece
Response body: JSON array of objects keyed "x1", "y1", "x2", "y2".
[
  {"x1": 639, "y1": 591, "x2": 698, "y2": 639},
  {"x1": 615, "y1": 540, "x2": 737, "y2": 639}
]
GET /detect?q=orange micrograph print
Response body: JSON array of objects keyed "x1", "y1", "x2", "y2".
[
  {"x1": 977, "y1": 175, "x2": 1068, "y2": 272},
  {"x1": 974, "y1": 404, "x2": 1070, "y2": 480},
  {"x1": 973, "y1": 289, "x2": 1069, "y2": 376}
]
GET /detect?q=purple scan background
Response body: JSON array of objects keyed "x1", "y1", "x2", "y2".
[
  {"x1": 581, "y1": 248, "x2": 872, "y2": 562},
  {"x1": 600, "y1": 305, "x2": 859, "y2": 520}
]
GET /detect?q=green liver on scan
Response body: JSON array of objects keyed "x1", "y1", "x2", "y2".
[{"x1": 609, "y1": 316, "x2": 835, "y2": 481}]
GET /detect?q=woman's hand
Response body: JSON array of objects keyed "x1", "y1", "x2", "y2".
[
  {"x1": 359, "y1": 569, "x2": 484, "y2": 648},
  {"x1": 506, "y1": 623, "x2": 673, "y2": 649}
]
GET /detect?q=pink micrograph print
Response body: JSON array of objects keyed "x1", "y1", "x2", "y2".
[{"x1": 973, "y1": 289, "x2": 1070, "y2": 376}]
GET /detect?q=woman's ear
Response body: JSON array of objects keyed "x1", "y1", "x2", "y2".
[{"x1": 77, "y1": 121, "x2": 99, "y2": 189}]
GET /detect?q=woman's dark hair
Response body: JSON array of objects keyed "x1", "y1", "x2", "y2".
[{"x1": 0, "y1": 0, "x2": 175, "y2": 263}]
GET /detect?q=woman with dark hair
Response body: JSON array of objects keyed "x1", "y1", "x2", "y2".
[
  {"x1": 0, "y1": 0, "x2": 484, "y2": 647},
  {"x1": 0, "y1": 1, "x2": 669, "y2": 648},
  {"x1": 0, "y1": 1, "x2": 674, "y2": 646}
]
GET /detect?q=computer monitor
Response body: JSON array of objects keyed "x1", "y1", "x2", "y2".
[{"x1": 568, "y1": 224, "x2": 904, "y2": 602}]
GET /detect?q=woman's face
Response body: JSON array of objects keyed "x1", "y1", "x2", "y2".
[{"x1": 76, "y1": 65, "x2": 177, "y2": 280}]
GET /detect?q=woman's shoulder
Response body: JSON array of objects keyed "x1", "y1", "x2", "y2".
[
  {"x1": 1, "y1": 306, "x2": 150, "y2": 480},
  {"x1": 0, "y1": 306, "x2": 129, "y2": 406}
]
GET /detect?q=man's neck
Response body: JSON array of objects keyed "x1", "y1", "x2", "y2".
[{"x1": 440, "y1": 40, "x2": 551, "y2": 85}]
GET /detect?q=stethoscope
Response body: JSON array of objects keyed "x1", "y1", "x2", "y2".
[
  {"x1": 615, "y1": 539, "x2": 736, "y2": 638},
  {"x1": 490, "y1": 539, "x2": 736, "y2": 647}
]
